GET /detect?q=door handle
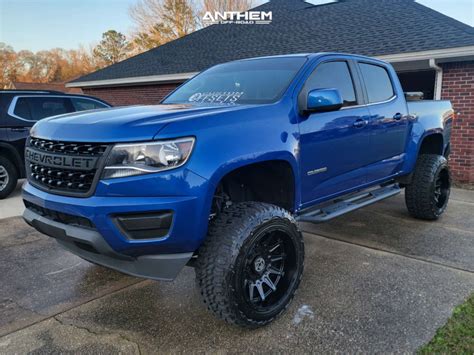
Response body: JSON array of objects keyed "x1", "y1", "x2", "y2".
[
  {"x1": 11, "y1": 128, "x2": 29, "y2": 132},
  {"x1": 393, "y1": 112, "x2": 403, "y2": 120},
  {"x1": 353, "y1": 119, "x2": 368, "y2": 128}
]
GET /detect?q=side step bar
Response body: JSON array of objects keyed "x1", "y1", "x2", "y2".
[{"x1": 296, "y1": 184, "x2": 401, "y2": 224}]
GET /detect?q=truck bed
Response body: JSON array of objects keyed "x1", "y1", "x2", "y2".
[{"x1": 407, "y1": 100, "x2": 453, "y2": 121}]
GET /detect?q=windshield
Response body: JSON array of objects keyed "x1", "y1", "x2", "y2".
[{"x1": 162, "y1": 57, "x2": 307, "y2": 105}]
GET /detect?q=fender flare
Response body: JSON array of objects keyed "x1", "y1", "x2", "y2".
[
  {"x1": 416, "y1": 130, "x2": 444, "y2": 157},
  {"x1": 203, "y1": 153, "x2": 301, "y2": 215}
]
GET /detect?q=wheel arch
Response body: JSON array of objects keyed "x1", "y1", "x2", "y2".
[
  {"x1": 417, "y1": 132, "x2": 444, "y2": 157},
  {"x1": 0, "y1": 143, "x2": 24, "y2": 177},
  {"x1": 207, "y1": 157, "x2": 299, "y2": 214}
]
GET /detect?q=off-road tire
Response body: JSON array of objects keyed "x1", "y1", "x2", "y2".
[
  {"x1": 0, "y1": 156, "x2": 18, "y2": 199},
  {"x1": 195, "y1": 202, "x2": 304, "y2": 328},
  {"x1": 405, "y1": 154, "x2": 451, "y2": 220}
]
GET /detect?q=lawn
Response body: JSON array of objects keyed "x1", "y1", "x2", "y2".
[{"x1": 418, "y1": 293, "x2": 474, "y2": 353}]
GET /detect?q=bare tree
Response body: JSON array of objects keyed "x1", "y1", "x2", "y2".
[
  {"x1": 0, "y1": 42, "x2": 115, "y2": 88},
  {"x1": 0, "y1": 43, "x2": 19, "y2": 88},
  {"x1": 201, "y1": 0, "x2": 254, "y2": 14},
  {"x1": 130, "y1": 0, "x2": 198, "y2": 51}
]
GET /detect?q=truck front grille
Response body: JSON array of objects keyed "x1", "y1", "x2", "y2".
[
  {"x1": 29, "y1": 137, "x2": 108, "y2": 155},
  {"x1": 26, "y1": 137, "x2": 110, "y2": 196}
]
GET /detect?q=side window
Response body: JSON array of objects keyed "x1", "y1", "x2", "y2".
[
  {"x1": 19, "y1": 97, "x2": 73, "y2": 121},
  {"x1": 304, "y1": 61, "x2": 357, "y2": 107},
  {"x1": 71, "y1": 98, "x2": 108, "y2": 111},
  {"x1": 359, "y1": 63, "x2": 395, "y2": 103},
  {"x1": 13, "y1": 98, "x2": 32, "y2": 120}
]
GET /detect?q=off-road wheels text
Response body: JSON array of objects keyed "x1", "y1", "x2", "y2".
[
  {"x1": 405, "y1": 154, "x2": 451, "y2": 220},
  {"x1": 195, "y1": 202, "x2": 304, "y2": 328},
  {"x1": 0, "y1": 156, "x2": 18, "y2": 199}
]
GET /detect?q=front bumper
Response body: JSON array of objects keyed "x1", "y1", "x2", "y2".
[
  {"x1": 23, "y1": 208, "x2": 192, "y2": 280},
  {"x1": 22, "y1": 167, "x2": 212, "y2": 280}
]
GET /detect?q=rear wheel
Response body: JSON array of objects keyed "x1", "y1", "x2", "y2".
[
  {"x1": 0, "y1": 156, "x2": 18, "y2": 199},
  {"x1": 405, "y1": 154, "x2": 451, "y2": 220},
  {"x1": 196, "y1": 202, "x2": 304, "y2": 328}
]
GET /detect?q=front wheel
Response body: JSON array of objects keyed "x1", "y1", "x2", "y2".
[
  {"x1": 0, "y1": 156, "x2": 18, "y2": 199},
  {"x1": 405, "y1": 154, "x2": 451, "y2": 220},
  {"x1": 195, "y1": 202, "x2": 304, "y2": 328}
]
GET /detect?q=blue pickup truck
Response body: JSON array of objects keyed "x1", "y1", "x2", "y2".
[{"x1": 22, "y1": 53, "x2": 453, "y2": 327}]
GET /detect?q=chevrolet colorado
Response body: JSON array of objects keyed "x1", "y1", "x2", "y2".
[{"x1": 22, "y1": 53, "x2": 453, "y2": 327}]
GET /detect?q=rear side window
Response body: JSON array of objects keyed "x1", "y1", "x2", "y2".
[
  {"x1": 13, "y1": 97, "x2": 73, "y2": 121},
  {"x1": 359, "y1": 63, "x2": 395, "y2": 103},
  {"x1": 303, "y1": 61, "x2": 357, "y2": 107},
  {"x1": 13, "y1": 98, "x2": 32, "y2": 120},
  {"x1": 71, "y1": 98, "x2": 108, "y2": 111}
]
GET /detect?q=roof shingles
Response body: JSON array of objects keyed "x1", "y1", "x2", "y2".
[{"x1": 72, "y1": 0, "x2": 474, "y2": 84}]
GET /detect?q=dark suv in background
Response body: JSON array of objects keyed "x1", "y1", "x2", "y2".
[{"x1": 0, "y1": 90, "x2": 111, "y2": 198}]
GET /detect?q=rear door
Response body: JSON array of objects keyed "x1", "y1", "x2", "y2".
[
  {"x1": 298, "y1": 59, "x2": 371, "y2": 206},
  {"x1": 357, "y1": 61, "x2": 410, "y2": 182}
]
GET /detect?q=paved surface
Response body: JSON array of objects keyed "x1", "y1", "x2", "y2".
[
  {"x1": 0, "y1": 181, "x2": 25, "y2": 219},
  {"x1": 0, "y1": 189, "x2": 473, "y2": 353}
]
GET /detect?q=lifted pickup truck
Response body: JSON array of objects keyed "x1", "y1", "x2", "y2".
[{"x1": 22, "y1": 53, "x2": 453, "y2": 327}]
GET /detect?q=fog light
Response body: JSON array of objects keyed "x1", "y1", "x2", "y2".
[{"x1": 113, "y1": 211, "x2": 173, "y2": 240}]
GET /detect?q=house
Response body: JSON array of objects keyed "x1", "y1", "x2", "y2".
[
  {"x1": 67, "y1": 0, "x2": 474, "y2": 184},
  {"x1": 12, "y1": 81, "x2": 83, "y2": 94}
]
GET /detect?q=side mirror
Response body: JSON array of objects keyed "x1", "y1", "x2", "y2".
[{"x1": 305, "y1": 88, "x2": 343, "y2": 113}]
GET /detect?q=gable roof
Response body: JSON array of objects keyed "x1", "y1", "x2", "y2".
[{"x1": 70, "y1": 0, "x2": 474, "y2": 86}]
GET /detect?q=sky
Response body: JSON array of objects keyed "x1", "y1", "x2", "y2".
[{"x1": 0, "y1": 0, "x2": 473, "y2": 52}]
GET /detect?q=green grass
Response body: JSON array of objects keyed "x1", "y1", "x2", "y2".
[{"x1": 418, "y1": 293, "x2": 474, "y2": 354}]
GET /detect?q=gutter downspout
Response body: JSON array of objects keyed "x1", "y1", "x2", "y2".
[{"x1": 429, "y1": 58, "x2": 443, "y2": 100}]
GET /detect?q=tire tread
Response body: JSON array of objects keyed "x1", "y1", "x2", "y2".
[
  {"x1": 0, "y1": 156, "x2": 18, "y2": 199},
  {"x1": 405, "y1": 154, "x2": 450, "y2": 220},
  {"x1": 195, "y1": 202, "x2": 304, "y2": 328}
]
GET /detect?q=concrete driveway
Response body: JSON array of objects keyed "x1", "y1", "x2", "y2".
[
  {"x1": 0, "y1": 181, "x2": 25, "y2": 219},
  {"x1": 0, "y1": 189, "x2": 473, "y2": 353}
]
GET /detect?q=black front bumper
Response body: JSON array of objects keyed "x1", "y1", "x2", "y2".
[{"x1": 23, "y1": 208, "x2": 193, "y2": 281}]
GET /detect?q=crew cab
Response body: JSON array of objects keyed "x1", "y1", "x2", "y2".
[
  {"x1": 22, "y1": 53, "x2": 453, "y2": 327},
  {"x1": 0, "y1": 90, "x2": 110, "y2": 198}
]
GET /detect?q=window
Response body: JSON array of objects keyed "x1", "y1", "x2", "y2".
[
  {"x1": 163, "y1": 57, "x2": 307, "y2": 105},
  {"x1": 13, "y1": 97, "x2": 73, "y2": 121},
  {"x1": 360, "y1": 63, "x2": 395, "y2": 103},
  {"x1": 13, "y1": 98, "x2": 32, "y2": 120},
  {"x1": 397, "y1": 70, "x2": 435, "y2": 100},
  {"x1": 71, "y1": 98, "x2": 108, "y2": 111},
  {"x1": 303, "y1": 61, "x2": 357, "y2": 107}
]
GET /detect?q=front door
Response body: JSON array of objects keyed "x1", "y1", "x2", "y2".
[{"x1": 298, "y1": 60, "x2": 371, "y2": 207}]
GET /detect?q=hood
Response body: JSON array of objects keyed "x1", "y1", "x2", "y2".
[{"x1": 31, "y1": 104, "x2": 252, "y2": 143}]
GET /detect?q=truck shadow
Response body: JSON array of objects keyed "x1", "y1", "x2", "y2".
[{"x1": 299, "y1": 192, "x2": 474, "y2": 272}]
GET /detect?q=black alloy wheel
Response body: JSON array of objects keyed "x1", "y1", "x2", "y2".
[
  {"x1": 196, "y1": 202, "x2": 304, "y2": 327},
  {"x1": 405, "y1": 154, "x2": 451, "y2": 220},
  {"x1": 239, "y1": 227, "x2": 298, "y2": 313}
]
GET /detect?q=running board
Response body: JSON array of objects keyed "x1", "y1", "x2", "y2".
[{"x1": 296, "y1": 184, "x2": 401, "y2": 223}]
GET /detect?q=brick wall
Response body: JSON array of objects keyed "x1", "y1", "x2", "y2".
[
  {"x1": 83, "y1": 83, "x2": 181, "y2": 106},
  {"x1": 441, "y1": 61, "x2": 474, "y2": 185}
]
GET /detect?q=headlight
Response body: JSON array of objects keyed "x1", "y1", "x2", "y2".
[{"x1": 102, "y1": 137, "x2": 195, "y2": 179}]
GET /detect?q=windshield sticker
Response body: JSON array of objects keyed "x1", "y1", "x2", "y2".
[{"x1": 189, "y1": 92, "x2": 244, "y2": 104}]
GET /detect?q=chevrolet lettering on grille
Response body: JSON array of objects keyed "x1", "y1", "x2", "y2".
[{"x1": 25, "y1": 148, "x2": 98, "y2": 171}]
